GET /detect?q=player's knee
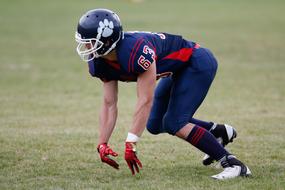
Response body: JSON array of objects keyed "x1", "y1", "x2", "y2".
[
  {"x1": 163, "y1": 113, "x2": 188, "y2": 135},
  {"x1": 146, "y1": 119, "x2": 163, "y2": 135}
]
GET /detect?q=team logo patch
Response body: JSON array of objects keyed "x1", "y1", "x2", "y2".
[{"x1": 97, "y1": 19, "x2": 114, "y2": 37}]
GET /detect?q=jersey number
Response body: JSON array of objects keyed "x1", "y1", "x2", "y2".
[{"x1": 137, "y1": 45, "x2": 155, "y2": 70}]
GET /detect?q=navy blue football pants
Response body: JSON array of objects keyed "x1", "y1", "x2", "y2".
[{"x1": 147, "y1": 47, "x2": 218, "y2": 135}]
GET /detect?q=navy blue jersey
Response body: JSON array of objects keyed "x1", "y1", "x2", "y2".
[{"x1": 88, "y1": 31, "x2": 198, "y2": 82}]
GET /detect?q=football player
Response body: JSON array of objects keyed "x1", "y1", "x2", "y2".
[{"x1": 75, "y1": 8, "x2": 251, "y2": 179}]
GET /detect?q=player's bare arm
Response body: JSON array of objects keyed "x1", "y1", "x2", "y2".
[
  {"x1": 125, "y1": 62, "x2": 156, "y2": 175},
  {"x1": 99, "y1": 80, "x2": 118, "y2": 144},
  {"x1": 130, "y1": 62, "x2": 156, "y2": 137},
  {"x1": 97, "y1": 80, "x2": 120, "y2": 170}
]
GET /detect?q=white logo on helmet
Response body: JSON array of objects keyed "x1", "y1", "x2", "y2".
[
  {"x1": 76, "y1": 32, "x2": 82, "y2": 39},
  {"x1": 97, "y1": 19, "x2": 114, "y2": 37}
]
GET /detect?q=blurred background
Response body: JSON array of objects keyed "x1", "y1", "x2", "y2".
[{"x1": 0, "y1": 0, "x2": 284, "y2": 189}]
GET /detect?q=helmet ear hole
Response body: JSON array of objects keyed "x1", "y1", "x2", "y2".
[{"x1": 105, "y1": 40, "x2": 111, "y2": 47}]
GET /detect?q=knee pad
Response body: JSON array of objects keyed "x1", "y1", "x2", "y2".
[
  {"x1": 162, "y1": 113, "x2": 188, "y2": 135},
  {"x1": 146, "y1": 118, "x2": 164, "y2": 135}
]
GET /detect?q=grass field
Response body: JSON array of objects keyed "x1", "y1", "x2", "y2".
[{"x1": 0, "y1": 0, "x2": 285, "y2": 189}]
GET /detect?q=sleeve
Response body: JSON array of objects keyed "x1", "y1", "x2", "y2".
[
  {"x1": 88, "y1": 59, "x2": 97, "y2": 77},
  {"x1": 129, "y1": 40, "x2": 156, "y2": 74},
  {"x1": 88, "y1": 59, "x2": 110, "y2": 82}
]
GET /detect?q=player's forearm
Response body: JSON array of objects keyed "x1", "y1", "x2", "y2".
[
  {"x1": 129, "y1": 63, "x2": 156, "y2": 139},
  {"x1": 98, "y1": 102, "x2": 118, "y2": 144},
  {"x1": 130, "y1": 97, "x2": 153, "y2": 137}
]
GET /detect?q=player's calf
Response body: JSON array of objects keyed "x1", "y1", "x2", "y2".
[{"x1": 203, "y1": 124, "x2": 237, "y2": 166}]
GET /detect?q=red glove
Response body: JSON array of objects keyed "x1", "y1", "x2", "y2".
[
  {"x1": 125, "y1": 142, "x2": 142, "y2": 175},
  {"x1": 97, "y1": 143, "x2": 119, "y2": 169}
]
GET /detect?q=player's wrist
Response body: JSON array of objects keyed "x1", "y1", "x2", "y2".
[
  {"x1": 126, "y1": 132, "x2": 140, "y2": 143},
  {"x1": 97, "y1": 143, "x2": 108, "y2": 152}
]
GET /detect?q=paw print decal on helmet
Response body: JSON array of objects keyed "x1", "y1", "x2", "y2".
[{"x1": 98, "y1": 19, "x2": 114, "y2": 37}]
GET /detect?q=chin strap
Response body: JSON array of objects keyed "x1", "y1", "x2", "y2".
[{"x1": 101, "y1": 31, "x2": 123, "y2": 57}]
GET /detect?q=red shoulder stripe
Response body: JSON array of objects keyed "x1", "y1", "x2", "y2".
[
  {"x1": 128, "y1": 38, "x2": 143, "y2": 72},
  {"x1": 131, "y1": 39, "x2": 144, "y2": 72},
  {"x1": 128, "y1": 38, "x2": 144, "y2": 72}
]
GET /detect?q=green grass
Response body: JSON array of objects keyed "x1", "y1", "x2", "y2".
[{"x1": 0, "y1": 0, "x2": 285, "y2": 189}]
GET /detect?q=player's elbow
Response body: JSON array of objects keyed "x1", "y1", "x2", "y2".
[
  {"x1": 139, "y1": 95, "x2": 153, "y2": 107},
  {"x1": 103, "y1": 96, "x2": 118, "y2": 107}
]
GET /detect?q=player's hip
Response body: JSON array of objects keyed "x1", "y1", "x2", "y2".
[{"x1": 189, "y1": 47, "x2": 218, "y2": 72}]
